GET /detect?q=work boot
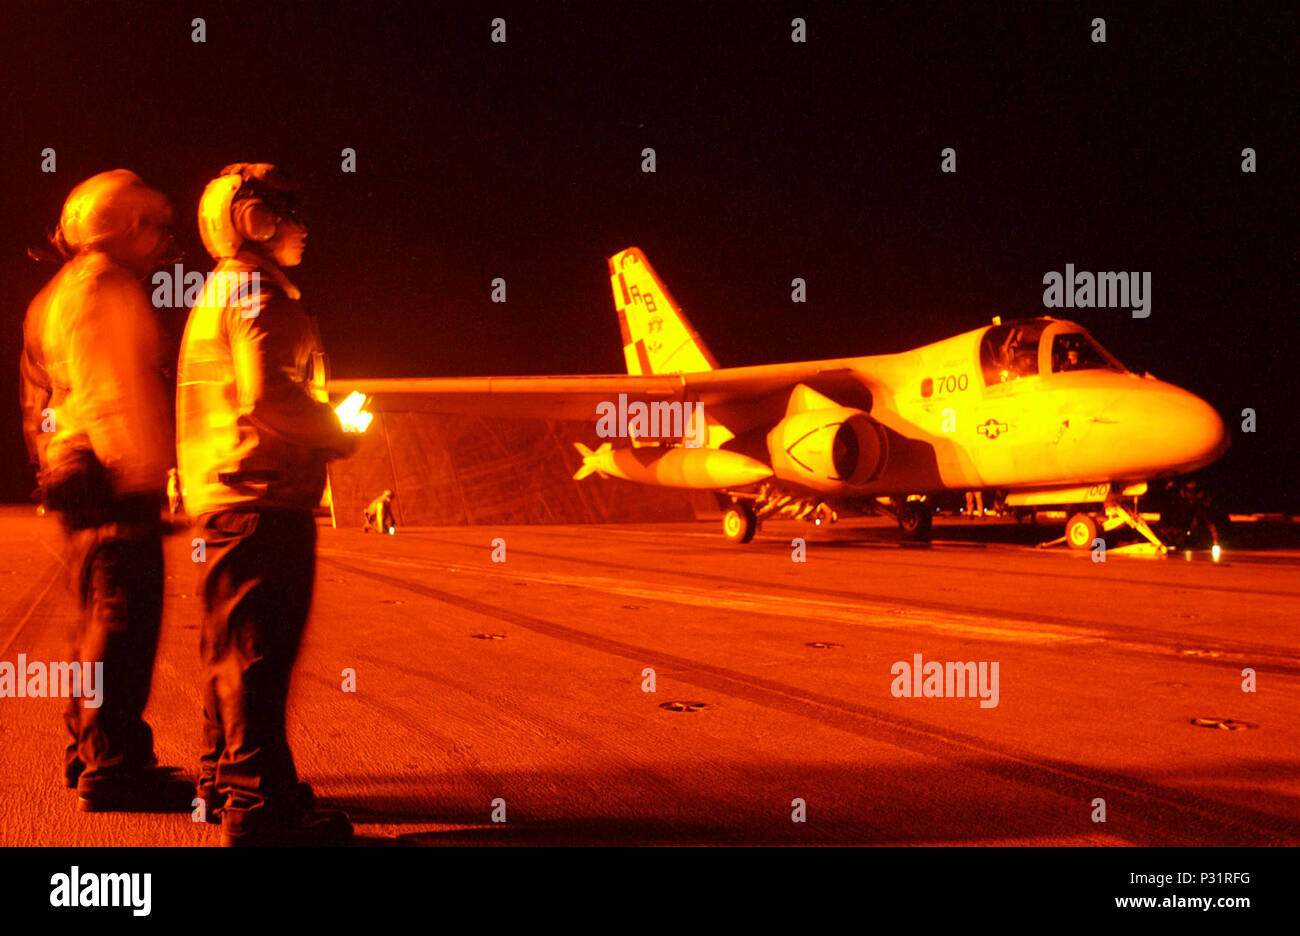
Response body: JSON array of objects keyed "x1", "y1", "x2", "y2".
[
  {"x1": 195, "y1": 779, "x2": 221, "y2": 824},
  {"x1": 196, "y1": 780, "x2": 317, "y2": 825},
  {"x1": 64, "y1": 759, "x2": 85, "y2": 789},
  {"x1": 76, "y1": 766, "x2": 196, "y2": 813},
  {"x1": 220, "y1": 803, "x2": 353, "y2": 847},
  {"x1": 67, "y1": 751, "x2": 158, "y2": 788}
]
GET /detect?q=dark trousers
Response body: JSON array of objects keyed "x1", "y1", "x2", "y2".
[
  {"x1": 62, "y1": 498, "x2": 165, "y2": 783},
  {"x1": 198, "y1": 508, "x2": 317, "y2": 814}
]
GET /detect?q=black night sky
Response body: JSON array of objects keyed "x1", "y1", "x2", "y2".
[{"x1": 1, "y1": 1, "x2": 1294, "y2": 509}]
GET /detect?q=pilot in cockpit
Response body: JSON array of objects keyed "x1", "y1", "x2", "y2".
[
  {"x1": 1052, "y1": 333, "x2": 1088, "y2": 373},
  {"x1": 993, "y1": 327, "x2": 1035, "y2": 380}
]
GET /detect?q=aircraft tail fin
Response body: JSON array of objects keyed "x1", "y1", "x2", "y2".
[{"x1": 609, "y1": 247, "x2": 718, "y2": 376}]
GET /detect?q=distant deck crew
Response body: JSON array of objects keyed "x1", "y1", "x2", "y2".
[
  {"x1": 363, "y1": 489, "x2": 395, "y2": 534},
  {"x1": 166, "y1": 467, "x2": 183, "y2": 517}
]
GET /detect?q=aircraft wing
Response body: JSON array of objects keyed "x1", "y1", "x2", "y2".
[
  {"x1": 328, "y1": 374, "x2": 685, "y2": 422},
  {"x1": 328, "y1": 364, "x2": 876, "y2": 425},
  {"x1": 330, "y1": 247, "x2": 886, "y2": 431}
]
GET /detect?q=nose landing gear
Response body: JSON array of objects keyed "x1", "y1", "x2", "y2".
[
  {"x1": 1065, "y1": 513, "x2": 1098, "y2": 550},
  {"x1": 1048, "y1": 497, "x2": 1169, "y2": 555}
]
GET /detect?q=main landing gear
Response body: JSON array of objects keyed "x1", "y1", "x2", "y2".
[
  {"x1": 720, "y1": 485, "x2": 837, "y2": 544},
  {"x1": 719, "y1": 489, "x2": 934, "y2": 544},
  {"x1": 877, "y1": 497, "x2": 932, "y2": 541},
  {"x1": 722, "y1": 501, "x2": 758, "y2": 544}
]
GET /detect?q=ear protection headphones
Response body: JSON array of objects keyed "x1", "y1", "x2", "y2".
[
  {"x1": 231, "y1": 186, "x2": 279, "y2": 244},
  {"x1": 197, "y1": 163, "x2": 299, "y2": 260}
]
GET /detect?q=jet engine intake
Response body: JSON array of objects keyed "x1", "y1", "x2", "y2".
[{"x1": 766, "y1": 407, "x2": 885, "y2": 492}]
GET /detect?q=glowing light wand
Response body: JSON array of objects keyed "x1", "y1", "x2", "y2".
[{"x1": 334, "y1": 391, "x2": 373, "y2": 433}]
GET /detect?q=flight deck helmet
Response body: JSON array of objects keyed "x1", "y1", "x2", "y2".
[
  {"x1": 197, "y1": 162, "x2": 302, "y2": 260},
  {"x1": 56, "y1": 169, "x2": 173, "y2": 259}
]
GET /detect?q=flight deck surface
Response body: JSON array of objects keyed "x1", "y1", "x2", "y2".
[{"x1": 2, "y1": 508, "x2": 1296, "y2": 846}]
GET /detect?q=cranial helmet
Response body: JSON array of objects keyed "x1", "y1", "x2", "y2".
[
  {"x1": 197, "y1": 163, "x2": 302, "y2": 260},
  {"x1": 57, "y1": 170, "x2": 172, "y2": 256}
]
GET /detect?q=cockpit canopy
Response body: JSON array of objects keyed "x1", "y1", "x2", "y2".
[{"x1": 980, "y1": 319, "x2": 1125, "y2": 385}]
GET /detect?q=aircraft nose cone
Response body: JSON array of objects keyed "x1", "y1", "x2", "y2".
[
  {"x1": 1162, "y1": 391, "x2": 1229, "y2": 472},
  {"x1": 1093, "y1": 383, "x2": 1229, "y2": 478}
]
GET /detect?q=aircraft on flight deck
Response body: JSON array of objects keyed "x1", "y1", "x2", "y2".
[{"x1": 330, "y1": 248, "x2": 1229, "y2": 551}]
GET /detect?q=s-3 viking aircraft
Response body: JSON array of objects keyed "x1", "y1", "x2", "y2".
[{"x1": 331, "y1": 248, "x2": 1228, "y2": 551}]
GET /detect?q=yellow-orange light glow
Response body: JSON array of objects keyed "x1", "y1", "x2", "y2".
[{"x1": 335, "y1": 391, "x2": 374, "y2": 433}]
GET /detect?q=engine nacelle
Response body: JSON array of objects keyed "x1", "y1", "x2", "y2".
[{"x1": 766, "y1": 407, "x2": 886, "y2": 492}]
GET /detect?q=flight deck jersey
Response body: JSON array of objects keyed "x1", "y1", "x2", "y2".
[{"x1": 176, "y1": 252, "x2": 350, "y2": 517}]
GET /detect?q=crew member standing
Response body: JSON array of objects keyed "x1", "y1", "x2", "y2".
[
  {"x1": 177, "y1": 163, "x2": 358, "y2": 846},
  {"x1": 20, "y1": 170, "x2": 194, "y2": 812}
]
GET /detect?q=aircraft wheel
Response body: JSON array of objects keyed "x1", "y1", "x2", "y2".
[
  {"x1": 723, "y1": 503, "x2": 758, "y2": 544},
  {"x1": 1065, "y1": 513, "x2": 1099, "y2": 550},
  {"x1": 897, "y1": 502, "x2": 932, "y2": 540}
]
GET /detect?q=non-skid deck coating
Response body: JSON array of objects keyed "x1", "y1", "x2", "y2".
[{"x1": 1, "y1": 507, "x2": 1297, "y2": 846}]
